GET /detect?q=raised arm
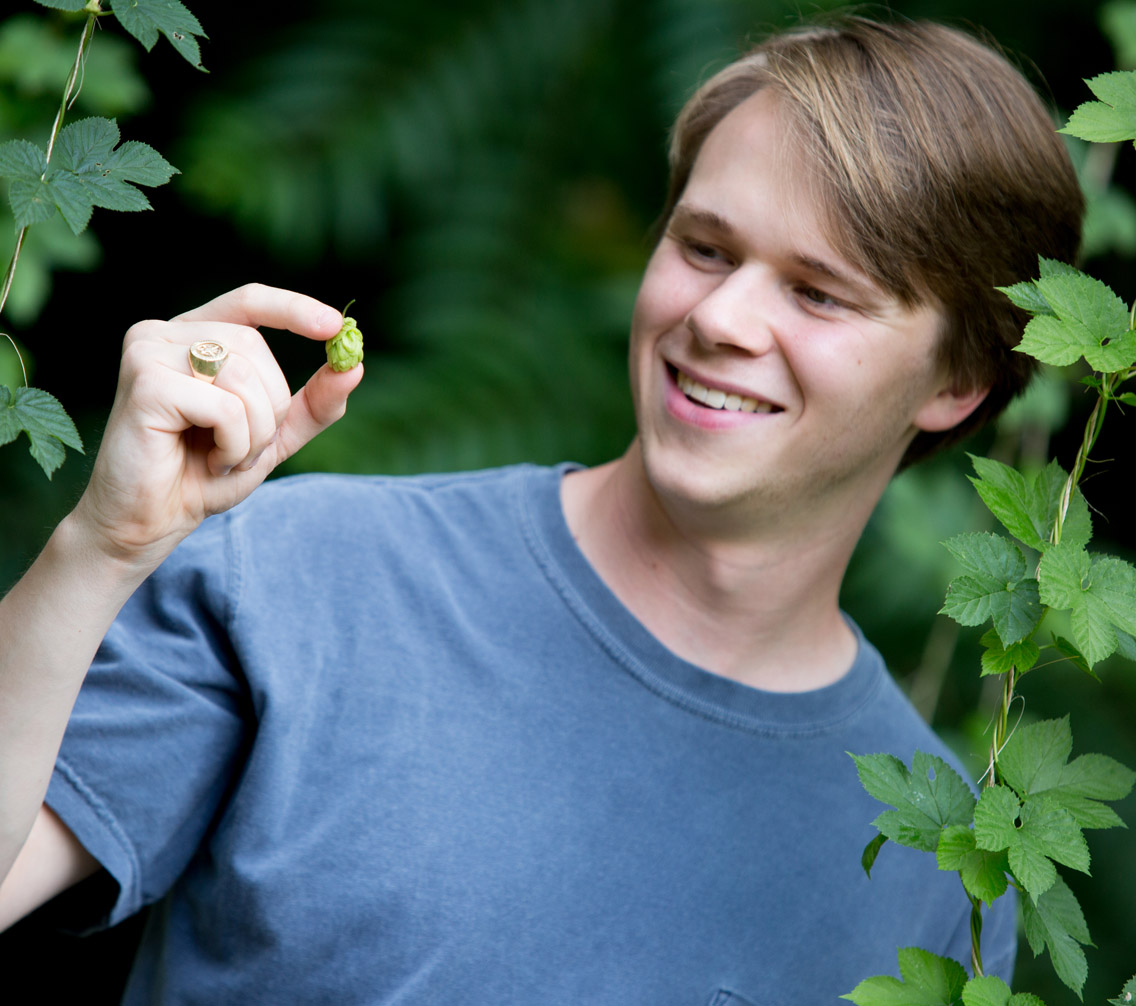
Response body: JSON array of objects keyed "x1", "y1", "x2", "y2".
[{"x1": 0, "y1": 284, "x2": 363, "y2": 926}]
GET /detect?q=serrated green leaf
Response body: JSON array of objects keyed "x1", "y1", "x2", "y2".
[
  {"x1": 1038, "y1": 257, "x2": 1080, "y2": 280},
  {"x1": 979, "y1": 629, "x2": 1041, "y2": 678},
  {"x1": 55, "y1": 117, "x2": 121, "y2": 173},
  {"x1": 961, "y1": 974, "x2": 1010, "y2": 1006},
  {"x1": 47, "y1": 173, "x2": 94, "y2": 235},
  {"x1": 1118, "y1": 392, "x2": 1136, "y2": 406},
  {"x1": 973, "y1": 786, "x2": 1089, "y2": 900},
  {"x1": 110, "y1": 0, "x2": 208, "y2": 70},
  {"x1": 0, "y1": 139, "x2": 48, "y2": 182},
  {"x1": 943, "y1": 529, "x2": 1031, "y2": 580},
  {"x1": 851, "y1": 751, "x2": 975, "y2": 853},
  {"x1": 102, "y1": 140, "x2": 178, "y2": 187},
  {"x1": 961, "y1": 976, "x2": 1013, "y2": 1006},
  {"x1": 0, "y1": 385, "x2": 84, "y2": 478},
  {"x1": 1086, "y1": 70, "x2": 1136, "y2": 109},
  {"x1": 842, "y1": 948, "x2": 967, "y2": 1006},
  {"x1": 52, "y1": 117, "x2": 176, "y2": 220},
  {"x1": 960, "y1": 975, "x2": 1047, "y2": 1006},
  {"x1": 1062, "y1": 99, "x2": 1136, "y2": 143},
  {"x1": 32, "y1": 0, "x2": 90, "y2": 10},
  {"x1": 999, "y1": 717, "x2": 1136, "y2": 830},
  {"x1": 940, "y1": 533, "x2": 1042, "y2": 645},
  {"x1": 7, "y1": 177, "x2": 57, "y2": 230},
  {"x1": 1021, "y1": 875, "x2": 1091, "y2": 998},
  {"x1": 1040, "y1": 543, "x2": 1136, "y2": 665},
  {"x1": 998, "y1": 281, "x2": 1055, "y2": 317},
  {"x1": 965, "y1": 457, "x2": 1091, "y2": 552},
  {"x1": 936, "y1": 825, "x2": 1010, "y2": 904},
  {"x1": 861, "y1": 832, "x2": 887, "y2": 878},
  {"x1": 1015, "y1": 267, "x2": 1136, "y2": 371},
  {"x1": 1107, "y1": 974, "x2": 1136, "y2": 1006},
  {"x1": 967, "y1": 456, "x2": 1048, "y2": 549},
  {"x1": 1060, "y1": 72, "x2": 1136, "y2": 144}
]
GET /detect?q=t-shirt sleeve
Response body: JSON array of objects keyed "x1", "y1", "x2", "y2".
[{"x1": 45, "y1": 511, "x2": 251, "y2": 931}]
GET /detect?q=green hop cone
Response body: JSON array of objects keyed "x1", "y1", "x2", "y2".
[{"x1": 326, "y1": 314, "x2": 364, "y2": 372}]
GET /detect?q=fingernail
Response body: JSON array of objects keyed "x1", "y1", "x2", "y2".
[
  {"x1": 316, "y1": 308, "x2": 338, "y2": 332},
  {"x1": 234, "y1": 452, "x2": 262, "y2": 473}
]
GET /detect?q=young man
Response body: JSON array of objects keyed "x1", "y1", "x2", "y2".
[{"x1": 0, "y1": 15, "x2": 1082, "y2": 1004}]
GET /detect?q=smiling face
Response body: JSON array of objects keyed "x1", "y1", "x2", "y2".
[{"x1": 628, "y1": 87, "x2": 983, "y2": 533}]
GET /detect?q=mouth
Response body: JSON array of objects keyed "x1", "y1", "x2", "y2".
[{"x1": 668, "y1": 364, "x2": 780, "y2": 414}]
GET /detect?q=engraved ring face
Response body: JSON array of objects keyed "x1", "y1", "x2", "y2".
[{"x1": 188, "y1": 340, "x2": 229, "y2": 382}]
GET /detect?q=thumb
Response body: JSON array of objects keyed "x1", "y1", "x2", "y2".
[{"x1": 270, "y1": 363, "x2": 365, "y2": 465}]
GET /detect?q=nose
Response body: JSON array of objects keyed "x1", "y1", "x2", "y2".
[{"x1": 684, "y1": 266, "x2": 777, "y2": 357}]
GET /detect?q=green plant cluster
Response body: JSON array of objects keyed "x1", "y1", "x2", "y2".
[
  {"x1": 845, "y1": 69, "x2": 1136, "y2": 1006},
  {"x1": 0, "y1": 0, "x2": 204, "y2": 477}
]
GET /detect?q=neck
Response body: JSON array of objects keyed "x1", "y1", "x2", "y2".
[{"x1": 561, "y1": 443, "x2": 881, "y2": 692}]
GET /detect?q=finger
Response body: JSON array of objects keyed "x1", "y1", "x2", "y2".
[
  {"x1": 145, "y1": 373, "x2": 253, "y2": 477},
  {"x1": 167, "y1": 321, "x2": 294, "y2": 427},
  {"x1": 209, "y1": 353, "x2": 279, "y2": 473},
  {"x1": 172, "y1": 283, "x2": 343, "y2": 343},
  {"x1": 269, "y1": 363, "x2": 365, "y2": 467}
]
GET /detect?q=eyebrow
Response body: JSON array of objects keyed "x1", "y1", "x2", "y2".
[{"x1": 668, "y1": 201, "x2": 884, "y2": 305}]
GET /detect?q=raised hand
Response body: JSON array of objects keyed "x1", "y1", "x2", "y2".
[{"x1": 72, "y1": 283, "x2": 364, "y2": 568}]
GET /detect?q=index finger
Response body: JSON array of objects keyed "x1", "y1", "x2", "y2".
[{"x1": 171, "y1": 283, "x2": 343, "y2": 341}]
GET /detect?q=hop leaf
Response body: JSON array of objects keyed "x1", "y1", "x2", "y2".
[
  {"x1": 973, "y1": 786, "x2": 1089, "y2": 901},
  {"x1": 966, "y1": 456, "x2": 1091, "y2": 553},
  {"x1": 1107, "y1": 974, "x2": 1136, "y2": 1006},
  {"x1": 842, "y1": 947, "x2": 967, "y2": 1006},
  {"x1": 978, "y1": 629, "x2": 1040, "y2": 678},
  {"x1": 1012, "y1": 263, "x2": 1136, "y2": 372},
  {"x1": 0, "y1": 119, "x2": 177, "y2": 235},
  {"x1": 1021, "y1": 875, "x2": 1093, "y2": 998},
  {"x1": 108, "y1": 0, "x2": 208, "y2": 71},
  {"x1": 936, "y1": 825, "x2": 1010, "y2": 904},
  {"x1": 0, "y1": 385, "x2": 84, "y2": 478},
  {"x1": 1039, "y1": 543, "x2": 1136, "y2": 666},
  {"x1": 998, "y1": 717, "x2": 1136, "y2": 831},
  {"x1": 940, "y1": 532, "x2": 1043, "y2": 646},
  {"x1": 1060, "y1": 71, "x2": 1136, "y2": 145},
  {"x1": 326, "y1": 314, "x2": 364, "y2": 372},
  {"x1": 850, "y1": 750, "x2": 975, "y2": 853},
  {"x1": 961, "y1": 975, "x2": 1046, "y2": 1006}
]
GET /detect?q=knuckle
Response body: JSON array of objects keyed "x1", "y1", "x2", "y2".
[
  {"x1": 216, "y1": 393, "x2": 247, "y2": 426},
  {"x1": 119, "y1": 337, "x2": 158, "y2": 377},
  {"x1": 233, "y1": 282, "x2": 267, "y2": 308},
  {"x1": 128, "y1": 364, "x2": 167, "y2": 403},
  {"x1": 122, "y1": 319, "x2": 163, "y2": 349}
]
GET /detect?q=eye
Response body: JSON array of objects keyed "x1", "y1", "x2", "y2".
[
  {"x1": 796, "y1": 284, "x2": 845, "y2": 311},
  {"x1": 673, "y1": 234, "x2": 734, "y2": 269}
]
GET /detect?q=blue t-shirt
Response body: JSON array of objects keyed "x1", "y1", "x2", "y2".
[{"x1": 47, "y1": 464, "x2": 1015, "y2": 1004}]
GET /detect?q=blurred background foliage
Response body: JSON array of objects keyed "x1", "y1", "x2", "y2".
[{"x1": 0, "y1": 0, "x2": 1133, "y2": 1001}]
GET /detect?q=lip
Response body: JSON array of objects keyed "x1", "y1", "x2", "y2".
[{"x1": 662, "y1": 362, "x2": 782, "y2": 430}]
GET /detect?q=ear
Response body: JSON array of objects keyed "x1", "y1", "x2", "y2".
[{"x1": 913, "y1": 383, "x2": 990, "y2": 433}]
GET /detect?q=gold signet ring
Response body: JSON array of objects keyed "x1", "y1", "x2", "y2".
[{"x1": 188, "y1": 341, "x2": 229, "y2": 383}]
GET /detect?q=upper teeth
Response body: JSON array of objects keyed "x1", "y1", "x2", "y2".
[{"x1": 676, "y1": 370, "x2": 773, "y2": 413}]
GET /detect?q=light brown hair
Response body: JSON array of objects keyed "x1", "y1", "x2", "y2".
[{"x1": 662, "y1": 14, "x2": 1084, "y2": 465}]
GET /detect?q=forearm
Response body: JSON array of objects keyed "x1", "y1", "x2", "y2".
[{"x1": 0, "y1": 512, "x2": 156, "y2": 882}]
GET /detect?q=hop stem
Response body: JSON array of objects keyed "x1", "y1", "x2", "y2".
[{"x1": 0, "y1": 12, "x2": 100, "y2": 382}]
